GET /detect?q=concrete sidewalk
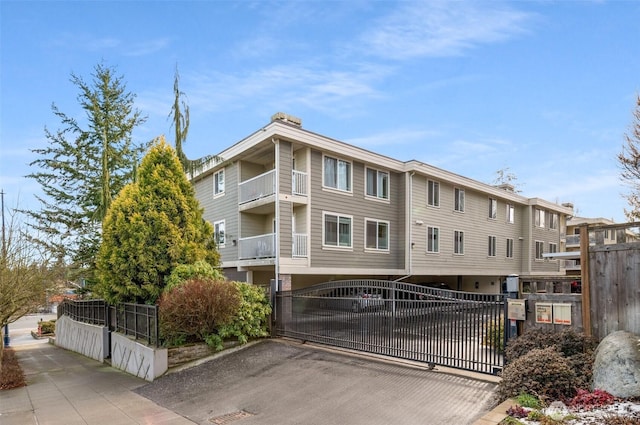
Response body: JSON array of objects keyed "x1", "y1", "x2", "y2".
[{"x1": 0, "y1": 342, "x2": 194, "y2": 425}]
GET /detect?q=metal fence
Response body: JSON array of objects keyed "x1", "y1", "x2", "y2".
[
  {"x1": 274, "y1": 280, "x2": 506, "y2": 375},
  {"x1": 58, "y1": 299, "x2": 160, "y2": 347}
]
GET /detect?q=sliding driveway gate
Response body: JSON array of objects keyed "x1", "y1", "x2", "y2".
[{"x1": 274, "y1": 280, "x2": 506, "y2": 375}]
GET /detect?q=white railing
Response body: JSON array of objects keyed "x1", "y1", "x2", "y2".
[
  {"x1": 292, "y1": 170, "x2": 308, "y2": 196},
  {"x1": 566, "y1": 234, "x2": 596, "y2": 247},
  {"x1": 238, "y1": 233, "x2": 275, "y2": 259},
  {"x1": 292, "y1": 233, "x2": 308, "y2": 257},
  {"x1": 562, "y1": 259, "x2": 580, "y2": 270},
  {"x1": 239, "y1": 170, "x2": 275, "y2": 204}
]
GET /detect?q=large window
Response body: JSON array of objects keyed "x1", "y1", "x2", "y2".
[
  {"x1": 535, "y1": 241, "x2": 544, "y2": 260},
  {"x1": 214, "y1": 169, "x2": 225, "y2": 196},
  {"x1": 365, "y1": 219, "x2": 389, "y2": 250},
  {"x1": 324, "y1": 213, "x2": 352, "y2": 247},
  {"x1": 427, "y1": 226, "x2": 439, "y2": 253},
  {"x1": 323, "y1": 155, "x2": 351, "y2": 192},
  {"x1": 214, "y1": 220, "x2": 225, "y2": 246},
  {"x1": 535, "y1": 209, "x2": 546, "y2": 228},
  {"x1": 506, "y1": 238, "x2": 514, "y2": 258},
  {"x1": 454, "y1": 230, "x2": 464, "y2": 254},
  {"x1": 366, "y1": 168, "x2": 389, "y2": 200},
  {"x1": 506, "y1": 204, "x2": 515, "y2": 224},
  {"x1": 549, "y1": 242, "x2": 557, "y2": 255},
  {"x1": 488, "y1": 235, "x2": 497, "y2": 257},
  {"x1": 549, "y1": 213, "x2": 558, "y2": 230},
  {"x1": 489, "y1": 198, "x2": 497, "y2": 219},
  {"x1": 427, "y1": 180, "x2": 440, "y2": 207},
  {"x1": 454, "y1": 188, "x2": 465, "y2": 212}
]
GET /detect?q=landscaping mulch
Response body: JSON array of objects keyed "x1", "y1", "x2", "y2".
[{"x1": 0, "y1": 348, "x2": 26, "y2": 390}]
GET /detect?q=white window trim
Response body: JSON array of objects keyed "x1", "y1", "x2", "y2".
[
  {"x1": 322, "y1": 154, "x2": 353, "y2": 193},
  {"x1": 364, "y1": 218, "x2": 390, "y2": 252},
  {"x1": 488, "y1": 235, "x2": 497, "y2": 257},
  {"x1": 535, "y1": 209, "x2": 546, "y2": 228},
  {"x1": 506, "y1": 204, "x2": 515, "y2": 224},
  {"x1": 548, "y1": 242, "x2": 558, "y2": 260},
  {"x1": 365, "y1": 167, "x2": 390, "y2": 202},
  {"x1": 506, "y1": 238, "x2": 514, "y2": 259},
  {"x1": 213, "y1": 168, "x2": 225, "y2": 198},
  {"x1": 535, "y1": 240, "x2": 544, "y2": 260},
  {"x1": 427, "y1": 180, "x2": 440, "y2": 208},
  {"x1": 549, "y1": 213, "x2": 559, "y2": 230},
  {"x1": 214, "y1": 219, "x2": 225, "y2": 247},
  {"x1": 489, "y1": 198, "x2": 497, "y2": 220},
  {"x1": 454, "y1": 230, "x2": 464, "y2": 255},
  {"x1": 427, "y1": 225, "x2": 440, "y2": 253},
  {"x1": 322, "y1": 211, "x2": 353, "y2": 250},
  {"x1": 454, "y1": 188, "x2": 465, "y2": 213}
]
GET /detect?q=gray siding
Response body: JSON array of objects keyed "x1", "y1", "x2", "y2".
[{"x1": 308, "y1": 149, "x2": 404, "y2": 270}]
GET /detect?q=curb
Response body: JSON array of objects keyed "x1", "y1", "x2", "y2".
[{"x1": 473, "y1": 399, "x2": 516, "y2": 425}]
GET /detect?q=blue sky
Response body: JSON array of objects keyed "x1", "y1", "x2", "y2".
[{"x1": 1, "y1": 1, "x2": 639, "y2": 222}]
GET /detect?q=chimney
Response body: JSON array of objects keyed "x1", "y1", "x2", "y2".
[{"x1": 271, "y1": 112, "x2": 302, "y2": 127}]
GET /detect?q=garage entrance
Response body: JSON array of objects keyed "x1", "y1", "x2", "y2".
[{"x1": 273, "y1": 279, "x2": 506, "y2": 375}]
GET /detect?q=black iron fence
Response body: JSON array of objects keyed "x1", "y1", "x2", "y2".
[
  {"x1": 58, "y1": 299, "x2": 159, "y2": 347},
  {"x1": 274, "y1": 280, "x2": 506, "y2": 375}
]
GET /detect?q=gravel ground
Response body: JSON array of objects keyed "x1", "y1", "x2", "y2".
[{"x1": 506, "y1": 400, "x2": 640, "y2": 424}]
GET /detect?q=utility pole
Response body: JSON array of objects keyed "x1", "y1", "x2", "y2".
[{"x1": 1, "y1": 189, "x2": 9, "y2": 347}]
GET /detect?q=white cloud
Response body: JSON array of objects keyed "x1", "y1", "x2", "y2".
[{"x1": 360, "y1": 2, "x2": 533, "y2": 60}]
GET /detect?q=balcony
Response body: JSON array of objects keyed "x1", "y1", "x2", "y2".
[
  {"x1": 566, "y1": 234, "x2": 595, "y2": 248},
  {"x1": 238, "y1": 233, "x2": 275, "y2": 260},
  {"x1": 292, "y1": 170, "x2": 307, "y2": 196},
  {"x1": 562, "y1": 259, "x2": 581, "y2": 271},
  {"x1": 239, "y1": 170, "x2": 275, "y2": 205}
]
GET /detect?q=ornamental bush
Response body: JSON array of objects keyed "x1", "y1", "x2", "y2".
[
  {"x1": 498, "y1": 346, "x2": 578, "y2": 402},
  {"x1": 217, "y1": 282, "x2": 272, "y2": 345},
  {"x1": 158, "y1": 278, "x2": 240, "y2": 346}
]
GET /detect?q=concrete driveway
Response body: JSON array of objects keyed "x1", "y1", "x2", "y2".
[{"x1": 136, "y1": 339, "x2": 498, "y2": 425}]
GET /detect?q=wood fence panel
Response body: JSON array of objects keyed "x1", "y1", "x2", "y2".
[{"x1": 589, "y1": 244, "x2": 640, "y2": 340}]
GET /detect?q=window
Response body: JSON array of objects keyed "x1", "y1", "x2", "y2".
[
  {"x1": 506, "y1": 204, "x2": 515, "y2": 224},
  {"x1": 427, "y1": 180, "x2": 440, "y2": 207},
  {"x1": 535, "y1": 241, "x2": 544, "y2": 260},
  {"x1": 366, "y1": 219, "x2": 389, "y2": 250},
  {"x1": 454, "y1": 188, "x2": 465, "y2": 212},
  {"x1": 323, "y1": 155, "x2": 351, "y2": 192},
  {"x1": 366, "y1": 168, "x2": 389, "y2": 200},
  {"x1": 323, "y1": 213, "x2": 352, "y2": 247},
  {"x1": 549, "y1": 213, "x2": 558, "y2": 230},
  {"x1": 488, "y1": 236, "x2": 497, "y2": 257},
  {"x1": 427, "y1": 226, "x2": 439, "y2": 253},
  {"x1": 506, "y1": 238, "x2": 514, "y2": 258},
  {"x1": 535, "y1": 209, "x2": 546, "y2": 228},
  {"x1": 549, "y1": 243, "x2": 557, "y2": 255},
  {"x1": 214, "y1": 220, "x2": 225, "y2": 246},
  {"x1": 214, "y1": 169, "x2": 225, "y2": 196},
  {"x1": 454, "y1": 230, "x2": 464, "y2": 254},
  {"x1": 489, "y1": 198, "x2": 497, "y2": 219}
]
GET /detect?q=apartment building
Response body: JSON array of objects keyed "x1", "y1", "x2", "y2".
[{"x1": 190, "y1": 113, "x2": 573, "y2": 293}]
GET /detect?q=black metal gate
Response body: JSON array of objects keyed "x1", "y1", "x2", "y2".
[{"x1": 273, "y1": 280, "x2": 506, "y2": 375}]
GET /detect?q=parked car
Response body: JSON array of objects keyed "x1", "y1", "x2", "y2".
[{"x1": 352, "y1": 291, "x2": 385, "y2": 312}]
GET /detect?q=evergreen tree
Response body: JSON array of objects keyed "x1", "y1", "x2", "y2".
[
  {"x1": 618, "y1": 94, "x2": 640, "y2": 221},
  {"x1": 169, "y1": 67, "x2": 220, "y2": 176},
  {"x1": 25, "y1": 63, "x2": 147, "y2": 279},
  {"x1": 95, "y1": 137, "x2": 220, "y2": 304}
]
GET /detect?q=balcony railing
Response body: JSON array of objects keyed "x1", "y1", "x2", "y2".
[
  {"x1": 566, "y1": 234, "x2": 595, "y2": 247},
  {"x1": 562, "y1": 259, "x2": 580, "y2": 270},
  {"x1": 293, "y1": 233, "x2": 308, "y2": 257},
  {"x1": 292, "y1": 170, "x2": 308, "y2": 196},
  {"x1": 239, "y1": 233, "x2": 275, "y2": 259},
  {"x1": 239, "y1": 170, "x2": 275, "y2": 204}
]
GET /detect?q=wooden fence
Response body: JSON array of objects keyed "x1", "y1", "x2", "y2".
[{"x1": 583, "y1": 222, "x2": 640, "y2": 340}]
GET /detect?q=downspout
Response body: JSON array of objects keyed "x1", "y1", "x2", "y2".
[
  {"x1": 272, "y1": 138, "x2": 280, "y2": 290},
  {"x1": 407, "y1": 171, "x2": 415, "y2": 277}
]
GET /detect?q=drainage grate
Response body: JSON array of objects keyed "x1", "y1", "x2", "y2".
[{"x1": 209, "y1": 410, "x2": 254, "y2": 424}]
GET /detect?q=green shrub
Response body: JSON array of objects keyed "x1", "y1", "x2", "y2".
[
  {"x1": 498, "y1": 346, "x2": 578, "y2": 402},
  {"x1": 217, "y1": 282, "x2": 272, "y2": 345},
  {"x1": 515, "y1": 393, "x2": 543, "y2": 409},
  {"x1": 483, "y1": 315, "x2": 505, "y2": 352},
  {"x1": 159, "y1": 278, "x2": 241, "y2": 346},
  {"x1": 39, "y1": 320, "x2": 56, "y2": 335},
  {"x1": 164, "y1": 260, "x2": 223, "y2": 293}
]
